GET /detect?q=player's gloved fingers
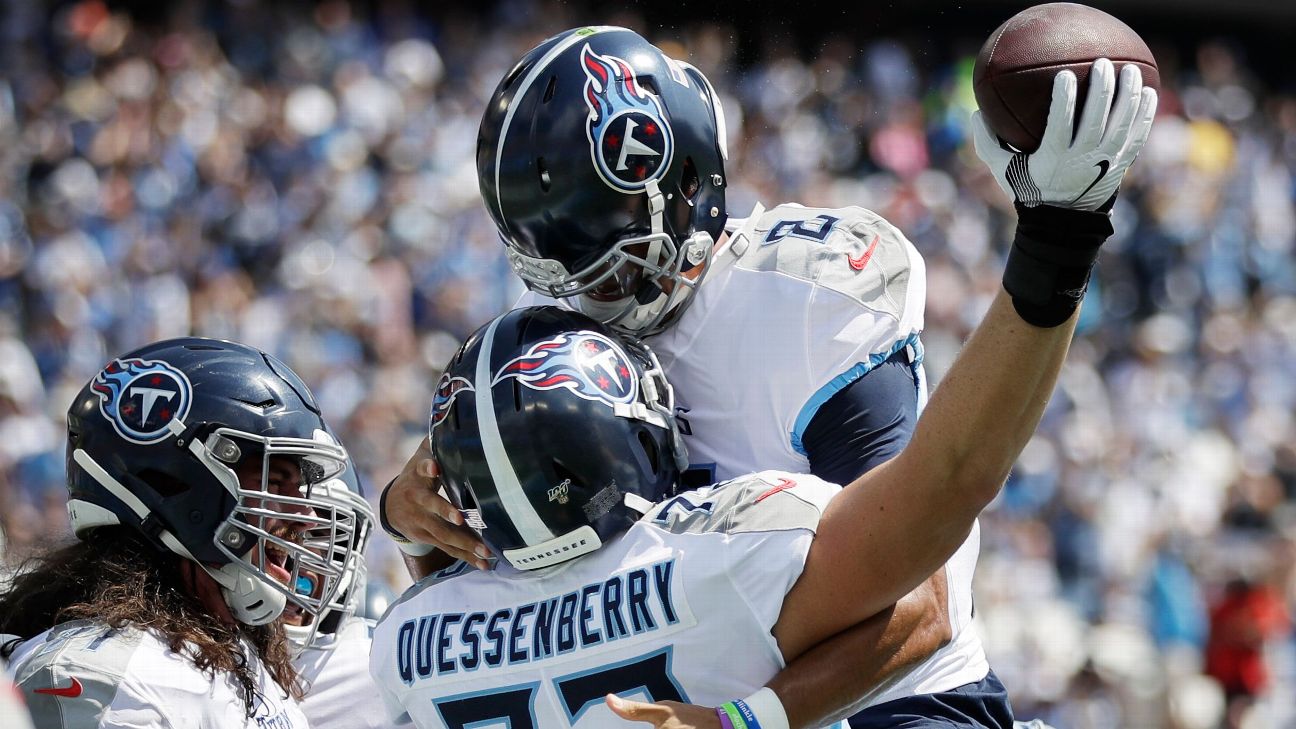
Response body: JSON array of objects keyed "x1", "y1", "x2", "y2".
[
  {"x1": 970, "y1": 111, "x2": 1016, "y2": 199},
  {"x1": 970, "y1": 111, "x2": 1007, "y2": 164},
  {"x1": 1100, "y1": 63, "x2": 1143, "y2": 155},
  {"x1": 1073, "y1": 58, "x2": 1115, "y2": 149},
  {"x1": 1122, "y1": 87, "x2": 1158, "y2": 163},
  {"x1": 1039, "y1": 70, "x2": 1078, "y2": 153}
]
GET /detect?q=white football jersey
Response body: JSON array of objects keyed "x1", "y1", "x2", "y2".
[
  {"x1": 8, "y1": 620, "x2": 306, "y2": 729},
  {"x1": 295, "y1": 616, "x2": 403, "y2": 729},
  {"x1": 518, "y1": 202, "x2": 989, "y2": 706},
  {"x1": 1, "y1": 657, "x2": 36, "y2": 729},
  {"x1": 372, "y1": 472, "x2": 848, "y2": 729}
]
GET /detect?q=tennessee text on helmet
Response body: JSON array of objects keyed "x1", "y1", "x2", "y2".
[
  {"x1": 65, "y1": 338, "x2": 359, "y2": 627},
  {"x1": 429, "y1": 307, "x2": 686, "y2": 571}
]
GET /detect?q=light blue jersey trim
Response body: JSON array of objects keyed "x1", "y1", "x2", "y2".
[{"x1": 789, "y1": 334, "x2": 923, "y2": 457}]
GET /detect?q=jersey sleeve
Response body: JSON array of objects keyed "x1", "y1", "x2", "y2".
[
  {"x1": 649, "y1": 471, "x2": 841, "y2": 641},
  {"x1": 10, "y1": 625, "x2": 150, "y2": 729},
  {"x1": 800, "y1": 349, "x2": 918, "y2": 483},
  {"x1": 733, "y1": 204, "x2": 927, "y2": 458}
]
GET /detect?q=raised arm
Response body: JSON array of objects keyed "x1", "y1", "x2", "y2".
[{"x1": 776, "y1": 59, "x2": 1156, "y2": 664}]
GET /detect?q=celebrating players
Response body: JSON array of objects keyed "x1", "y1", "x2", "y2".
[
  {"x1": 383, "y1": 25, "x2": 955, "y2": 726},
  {"x1": 378, "y1": 30, "x2": 1155, "y2": 727}
]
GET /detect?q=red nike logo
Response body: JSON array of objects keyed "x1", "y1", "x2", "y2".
[
  {"x1": 34, "y1": 677, "x2": 83, "y2": 698},
  {"x1": 756, "y1": 478, "x2": 797, "y2": 502},
  {"x1": 847, "y1": 234, "x2": 881, "y2": 271}
]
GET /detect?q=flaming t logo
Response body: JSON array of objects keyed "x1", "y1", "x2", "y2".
[
  {"x1": 580, "y1": 44, "x2": 674, "y2": 193},
  {"x1": 90, "y1": 358, "x2": 193, "y2": 444},
  {"x1": 494, "y1": 331, "x2": 638, "y2": 407}
]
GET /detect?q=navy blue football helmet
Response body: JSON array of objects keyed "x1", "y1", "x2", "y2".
[
  {"x1": 65, "y1": 338, "x2": 360, "y2": 626},
  {"x1": 478, "y1": 27, "x2": 728, "y2": 335},
  {"x1": 429, "y1": 307, "x2": 686, "y2": 570}
]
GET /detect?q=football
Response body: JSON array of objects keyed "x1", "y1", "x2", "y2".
[{"x1": 973, "y1": 2, "x2": 1159, "y2": 152}]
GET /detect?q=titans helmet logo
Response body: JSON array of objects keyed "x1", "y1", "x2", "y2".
[
  {"x1": 580, "y1": 44, "x2": 675, "y2": 193},
  {"x1": 90, "y1": 357, "x2": 193, "y2": 444},
  {"x1": 494, "y1": 331, "x2": 638, "y2": 408},
  {"x1": 429, "y1": 373, "x2": 474, "y2": 433}
]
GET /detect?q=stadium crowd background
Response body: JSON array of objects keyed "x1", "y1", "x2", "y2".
[{"x1": 1, "y1": 0, "x2": 1294, "y2": 727}]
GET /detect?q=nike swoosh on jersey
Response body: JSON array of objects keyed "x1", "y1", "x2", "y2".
[
  {"x1": 756, "y1": 478, "x2": 798, "y2": 502},
  {"x1": 848, "y1": 234, "x2": 882, "y2": 271},
  {"x1": 1074, "y1": 159, "x2": 1111, "y2": 203},
  {"x1": 33, "y1": 677, "x2": 83, "y2": 698}
]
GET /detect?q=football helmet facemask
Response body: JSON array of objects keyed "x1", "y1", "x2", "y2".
[
  {"x1": 284, "y1": 461, "x2": 375, "y2": 651},
  {"x1": 65, "y1": 338, "x2": 358, "y2": 627}
]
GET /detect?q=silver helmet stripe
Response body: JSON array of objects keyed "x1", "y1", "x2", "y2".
[
  {"x1": 493, "y1": 26, "x2": 623, "y2": 223},
  {"x1": 474, "y1": 316, "x2": 555, "y2": 545}
]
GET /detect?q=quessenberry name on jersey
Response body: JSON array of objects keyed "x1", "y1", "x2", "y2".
[{"x1": 391, "y1": 558, "x2": 688, "y2": 683}]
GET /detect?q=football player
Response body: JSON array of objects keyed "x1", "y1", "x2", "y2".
[
  {"x1": 382, "y1": 25, "x2": 945, "y2": 727},
  {"x1": 0, "y1": 337, "x2": 364, "y2": 728},
  {"x1": 381, "y1": 34, "x2": 1153, "y2": 726},
  {"x1": 369, "y1": 108, "x2": 1145, "y2": 718},
  {"x1": 286, "y1": 464, "x2": 404, "y2": 729}
]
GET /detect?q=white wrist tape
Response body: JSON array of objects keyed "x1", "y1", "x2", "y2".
[{"x1": 742, "y1": 687, "x2": 790, "y2": 729}]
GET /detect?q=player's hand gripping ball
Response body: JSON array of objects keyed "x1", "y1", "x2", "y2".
[
  {"x1": 974, "y1": 2, "x2": 1159, "y2": 153},
  {"x1": 972, "y1": 58, "x2": 1157, "y2": 211}
]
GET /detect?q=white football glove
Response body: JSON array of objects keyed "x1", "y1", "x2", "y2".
[{"x1": 973, "y1": 58, "x2": 1158, "y2": 211}]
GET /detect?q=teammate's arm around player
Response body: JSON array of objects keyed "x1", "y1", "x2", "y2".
[{"x1": 610, "y1": 58, "x2": 1156, "y2": 728}]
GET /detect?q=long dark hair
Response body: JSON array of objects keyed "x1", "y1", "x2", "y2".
[{"x1": 0, "y1": 527, "x2": 302, "y2": 717}]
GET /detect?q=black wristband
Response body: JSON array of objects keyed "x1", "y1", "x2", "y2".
[
  {"x1": 1003, "y1": 204, "x2": 1114, "y2": 328},
  {"x1": 378, "y1": 476, "x2": 412, "y2": 543}
]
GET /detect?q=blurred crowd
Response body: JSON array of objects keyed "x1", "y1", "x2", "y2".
[{"x1": 1, "y1": 1, "x2": 1294, "y2": 727}]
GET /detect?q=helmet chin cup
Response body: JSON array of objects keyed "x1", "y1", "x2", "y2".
[{"x1": 212, "y1": 562, "x2": 288, "y2": 626}]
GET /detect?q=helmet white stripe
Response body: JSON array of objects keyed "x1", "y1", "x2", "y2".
[
  {"x1": 493, "y1": 26, "x2": 624, "y2": 226},
  {"x1": 474, "y1": 317, "x2": 555, "y2": 544}
]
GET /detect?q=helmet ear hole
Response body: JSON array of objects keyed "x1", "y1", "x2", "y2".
[{"x1": 680, "y1": 157, "x2": 700, "y2": 201}]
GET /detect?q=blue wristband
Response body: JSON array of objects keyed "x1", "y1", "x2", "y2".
[{"x1": 731, "y1": 698, "x2": 763, "y2": 729}]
